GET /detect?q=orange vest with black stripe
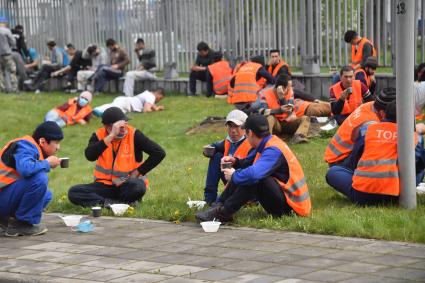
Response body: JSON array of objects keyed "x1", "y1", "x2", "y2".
[
  {"x1": 352, "y1": 122, "x2": 400, "y2": 195},
  {"x1": 0, "y1": 136, "x2": 43, "y2": 189},
  {"x1": 263, "y1": 87, "x2": 294, "y2": 121},
  {"x1": 351, "y1": 38, "x2": 377, "y2": 69},
  {"x1": 94, "y1": 126, "x2": 146, "y2": 186},
  {"x1": 324, "y1": 101, "x2": 379, "y2": 164},
  {"x1": 354, "y1": 68, "x2": 371, "y2": 89},
  {"x1": 267, "y1": 60, "x2": 291, "y2": 77},
  {"x1": 54, "y1": 98, "x2": 92, "y2": 125},
  {"x1": 207, "y1": 61, "x2": 232, "y2": 95},
  {"x1": 227, "y1": 62, "x2": 262, "y2": 104},
  {"x1": 223, "y1": 138, "x2": 252, "y2": 158},
  {"x1": 294, "y1": 99, "x2": 312, "y2": 117},
  {"x1": 331, "y1": 80, "x2": 363, "y2": 115},
  {"x1": 254, "y1": 135, "x2": 311, "y2": 216}
]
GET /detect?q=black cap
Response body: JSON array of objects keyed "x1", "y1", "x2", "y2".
[
  {"x1": 101, "y1": 107, "x2": 129, "y2": 124},
  {"x1": 374, "y1": 87, "x2": 396, "y2": 111},
  {"x1": 33, "y1": 121, "x2": 64, "y2": 141},
  {"x1": 242, "y1": 114, "x2": 270, "y2": 137}
]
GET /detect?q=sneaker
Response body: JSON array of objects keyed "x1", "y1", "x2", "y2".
[
  {"x1": 92, "y1": 108, "x2": 103, "y2": 117},
  {"x1": 195, "y1": 205, "x2": 233, "y2": 223},
  {"x1": 5, "y1": 219, "x2": 48, "y2": 237}
]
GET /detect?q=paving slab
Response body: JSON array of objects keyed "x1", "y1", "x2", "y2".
[{"x1": 0, "y1": 213, "x2": 424, "y2": 283}]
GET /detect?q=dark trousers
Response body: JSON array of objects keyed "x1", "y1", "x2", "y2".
[
  {"x1": 220, "y1": 177, "x2": 293, "y2": 217},
  {"x1": 325, "y1": 165, "x2": 398, "y2": 205},
  {"x1": 68, "y1": 179, "x2": 146, "y2": 207},
  {"x1": 334, "y1": 114, "x2": 349, "y2": 125},
  {"x1": 32, "y1": 65, "x2": 59, "y2": 89},
  {"x1": 204, "y1": 152, "x2": 227, "y2": 204},
  {"x1": 92, "y1": 65, "x2": 123, "y2": 92},
  {"x1": 189, "y1": 70, "x2": 207, "y2": 94}
]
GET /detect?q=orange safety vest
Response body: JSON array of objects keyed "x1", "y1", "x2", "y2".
[
  {"x1": 263, "y1": 86, "x2": 294, "y2": 121},
  {"x1": 223, "y1": 138, "x2": 252, "y2": 158},
  {"x1": 267, "y1": 60, "x2": 291, "y2": 77},
  {"x1": 254, "y1": 135, "x2": 311, "y2": 216},
  {"x1": 294, "y1": 99, "x2": 312, "y2": 117},
  {"x1": 351, "y1": 37, "x2": 377, "y2": 69},
  {"x1": 331, "y1": 80, "x2": 363, "y2": 115},
  {"x1": 324, "y1": 101, "x2": 380, "y2": 164},
  {"x1": 352, "y1": 122, "x2": 399, "y2": 195},
  {"x1": 0, "y1": 136, "x2": 44, "y2": 189},
  {"x1": 227, "y1": 62, "x2": 262, "y2": 104},
  {"x1": 94, "y1": 125, "x2": 148, "y2": 187},
  {"x1": 207, "y1": 61, "x2": 232, "y2": 95},
  {"x1": 354, "y1": 68, "x2": 371, "y2": 89},
  {"x1": 54, "y1": 98, "x2": 92, "y2": 125}
]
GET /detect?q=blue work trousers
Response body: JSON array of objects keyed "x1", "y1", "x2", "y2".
[
  {"x1": 204, "y1": 152, "x2": 227, "y2": 204},
  {"x1": 0, "y1": 172, "x2": 52, "y2": 224}
]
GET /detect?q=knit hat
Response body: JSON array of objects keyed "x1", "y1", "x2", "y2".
[
  {"x1": 33, "y1": 121, "x2": 64, "y2": 141},
  {"x1": 101, "y1": 107, "x2": 129, "y2": 125},
  {"x1": 364, "y1": 56, "x2": 378, "y2": 69},
  {"x1": 242, "y1": 114, "x2": 270, "y2": 137},
  {"x1": 79, "y1": 91, "x2": 93, "y2": 103},
  {"x1": 374, "y1": 87, "x2": 397, "y2": 111},
  {"x1": 226, "y1": 110, "x2": 248, "y2": 126}
]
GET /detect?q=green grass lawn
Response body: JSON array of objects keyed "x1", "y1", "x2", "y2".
[{"x1": 1, "y1": 91, "x2": 425, "y2": 243}]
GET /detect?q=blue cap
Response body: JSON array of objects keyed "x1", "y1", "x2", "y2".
[{"x1": 0, "y1": 17, "x2": 8, "y2": 23}]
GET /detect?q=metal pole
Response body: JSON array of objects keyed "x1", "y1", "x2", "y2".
[{"x1": 396, "y1": 0, "x2": 416, "y2": 209}]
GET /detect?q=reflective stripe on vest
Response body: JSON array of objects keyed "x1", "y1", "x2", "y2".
[
  {"x1": 94, "y1": 126, "x2": 143, "y2": 186},
  {"x1": 263, "y1": 87, "x2": 294, "y2": 121},
  {"x1": 352, "y1": 122, "x2": 400, "y2": 195},
  {"x1": 0, "y1": 136, "x2": 44, "y2": 189},
  {"x1": 324, "y1": 102, "x2": 379, "y2": 164},
  {"x1": 331, "y1": 80, "x2": 363, "y2": 115},
  {"x1": 223, "y1": 139, "x2": 252, "y2": 159},
  {"x1": 208, "y1": 61, "x2": 232, "y2": 95},
  {"x1": 254, "y1": 135, "x2": 311, "y2": 216},
  {"x1": 227, "y1": 62, "x2": 262, "y2": 104}
]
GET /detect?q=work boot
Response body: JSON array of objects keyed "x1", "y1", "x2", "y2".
[
  {"x1": 5, "y1": 219, "x2": 48, "y2": 237},
  {"x1": 195, "y1": 205, "x2": 233, "y2": 223}
]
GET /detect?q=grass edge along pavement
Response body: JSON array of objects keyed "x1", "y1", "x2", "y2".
[{"x1": 1, "y1": 91, "x2": 424, "y2": 243}]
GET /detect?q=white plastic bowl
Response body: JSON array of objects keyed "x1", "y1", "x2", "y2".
[
  {"x1": 200, "y1": 221, "x2": 221, "y2": 233},
  {"x1": 60, "y1": 215, "x2": 83, "y2": 227},
  {"x1": 110, "y1": 204, "x2": 130, "y2": 216},
  {"x1": 187, "y1": 200, "x2": 206, "y2": 209}
]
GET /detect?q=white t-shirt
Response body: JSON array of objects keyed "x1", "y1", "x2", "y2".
[
  {"x1": 414, "y1": 81, "x2": 425, "y2": 115},
  {"x1": 130, "y1": 91, "x2": 156, "y2": 112}
]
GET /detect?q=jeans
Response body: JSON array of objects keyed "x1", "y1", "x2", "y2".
[
  {"x1": 0, "y1": 172, "x2": 52, "y2": 224},
  {"x1": 204, "y1": 152, "x2": 226, "y2": 204},
  {"x1": 189, "y1": 70, "x2": 207, "y2": 95},
  {"x1": 219, "y1": 177, "x2": 293, "y2": 217},
  {"x1": 325, "y1": 165, "x2": 398, "y2": 205},
  {"x1": 44, "y1": 110, "x2": 66, "y2": 127},
  {"x1": 68, "y1": 179, "x2": 147, "y2": 207},
  {"x1": 333, "y1": 114, "x2": 349, "y2": 125},
  {"x1": 92, "y1": 65, "x2": 123, "y2": 92}
]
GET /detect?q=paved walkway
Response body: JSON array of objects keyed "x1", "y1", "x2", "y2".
[{"x1": 0, "y1": 214, "x2": 424, "y2": 283}]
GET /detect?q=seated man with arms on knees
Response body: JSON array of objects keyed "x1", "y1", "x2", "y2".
[
  {"x1": 228, "y1": 55, "x2": 275, "y2": 114},
  {"x1": 196, "y1": 114, "x2": 311, "y2": 222},
  {"x1": 330, "y1": 66, "x2": 373, "y2": 125},
  {"x1": 202, "y1": 110, "x2": 252, "y2": 205},
  {"x1": 68, "y1": 107, "x2": 165, "y2": 207},
  {"x1": 123, "y1": 38, "x2": 157, "y2": 97},
  {"x1": 205, "y1": 51, "x2": 232, "y2": 97},
  {"x1": 77, "y1": 44, "x2": 109, "y2": 92},
  {"x1": 44, "y1": 91, "x2": 93, "y2": 128},
  {"x1": 0, "y1": 122, "x2": 63, "y2": 236},
  {"x1": 259, "y1": 74, "x2": 311, "y2": 144},
  {"x1": 93, "y1": 88, "x2": 165, "y2": 117},
  {"x1": 324, "y1": 88, "x2": 396, "y2": 167},
  {"x1": 326, "y1": 101, "x2": 425, "y2": 205},
  {"x1": 188, "y1": 41, "x2": 215, "y2": 96}
]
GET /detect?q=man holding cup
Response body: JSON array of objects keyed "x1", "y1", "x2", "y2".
[
  {"x1": 68, "y1": 107, "x2": 165, "y2": 207},
  {"x1": 329, "y1": 66, "x2": 373, "y2": 125},
  {"x1": 202, "y1": 110, "x2": 252, "y2": 205},
  {"x1": 0, "y1": 121, "x2": 63, "y2": 236},
  {"x1": 196, "y1": 114, "x2": 311, "y2": 222}
]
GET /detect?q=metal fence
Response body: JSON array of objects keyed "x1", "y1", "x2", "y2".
[{"x1": 0, "y1": 0, "x2": 423, "y2": 72}]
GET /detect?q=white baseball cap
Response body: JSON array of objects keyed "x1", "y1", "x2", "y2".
[{"x1": 225, "y1": 109, "x2": 248, "y2": 126}]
